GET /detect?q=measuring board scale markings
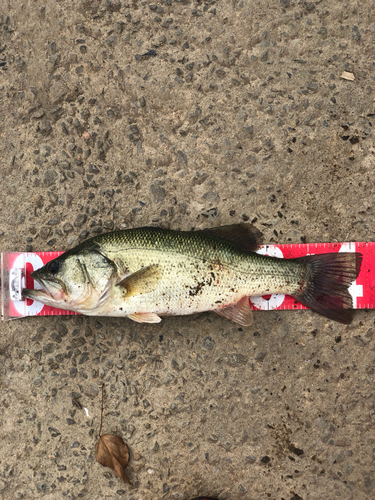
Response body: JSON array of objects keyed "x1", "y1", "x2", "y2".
[{"x1": 1, "y1": 242, "x2": 373, "y2": 319}]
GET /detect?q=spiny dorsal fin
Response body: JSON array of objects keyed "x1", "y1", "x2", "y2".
[
  {"x1": 200, "y1": 224, "x2": 262, "y2": 252},
  {"x1": 116, "y1": 265, "x2": 161, "y2": 297},
  {"x1": 214, "y1": 296, "x2": 253, "y2": 326}
]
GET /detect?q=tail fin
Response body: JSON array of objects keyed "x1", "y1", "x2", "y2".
[{"x1": 293, "y1": 252, "x2": 362, "y2": 324}]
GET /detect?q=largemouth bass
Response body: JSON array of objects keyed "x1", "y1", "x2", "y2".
[{"x1": 22, "y1": 225, "x2": 362, "y2": 326}]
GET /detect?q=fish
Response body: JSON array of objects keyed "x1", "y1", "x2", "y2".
[{"x1": 22, "y1": 224, "x2": 363, "y2": 326}]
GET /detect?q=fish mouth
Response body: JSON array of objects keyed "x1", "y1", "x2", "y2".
[
  {"x1": 22, "y1": 287, "x2": 52, "y2": 301},
  {"x1": 23, "y1": 274, "x2": 66, "y2": 303}
]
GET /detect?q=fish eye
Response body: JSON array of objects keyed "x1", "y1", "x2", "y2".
[{"x1": 47, "y1": 260, "x2": 61, "y2": 274}]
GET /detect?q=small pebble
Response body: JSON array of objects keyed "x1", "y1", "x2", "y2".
[
  {"x1": 43, "y1": 169, "x2": 58, "y2": 186},
  {"x1": 202, "y1": 336, "x2": 215, "y2": 350},
  {"x1": 150, "y1": 184, "x2": 166, "y2": 203},
  {"x1": 352, "y1": 25, "x2": 361, "y2": 41},
  {"x1": 82, "y1": 383, "x2": 99, "y2": 399},
  {"x1": 74, "y1": 214, "x2": 87, "y2": 227},
  {"x1": 227, "y1": 353, "x2": 247, "y2": 366}
]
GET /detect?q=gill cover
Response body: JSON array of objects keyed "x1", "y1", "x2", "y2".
[{"x1": 23, "y1": 249, "x2": 117, "y2": 312}]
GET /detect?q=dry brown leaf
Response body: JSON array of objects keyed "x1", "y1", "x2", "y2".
[
  {"x1": 96, "y1": 384, "x2": 132, "y2": 484},
  {"x1": 96, "y1": 434, "x2": 131, "y2": 484}
]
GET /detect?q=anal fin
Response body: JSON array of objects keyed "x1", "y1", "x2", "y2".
[
  {"x1": 128, "y1": 312, "x2": 162, "y2": 323},
  {"x1": 214, "y1": 297, "x2": 253, "y2": 326}
]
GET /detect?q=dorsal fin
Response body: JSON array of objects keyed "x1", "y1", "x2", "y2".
[{"x1": 200, "y1": 224, "x2": 263, "y2": 252}]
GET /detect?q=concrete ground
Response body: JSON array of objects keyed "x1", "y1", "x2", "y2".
[{"x1": 1, "y1": 0, "x2": 375, "y2": 499}]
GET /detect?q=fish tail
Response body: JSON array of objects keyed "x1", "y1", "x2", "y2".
[{"x1": 292, "y1": 252, "x2": 363, "y2": 324}]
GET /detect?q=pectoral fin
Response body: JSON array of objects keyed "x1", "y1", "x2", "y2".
[
  {"x1": 116, "y1": 265, "x2": 161, "y2": 297},
  {"x1": 128, "y1": 312, "x2": 162, "y2": 323},
  {"x1": 214, "y1": 297, "x2": 253, "y2": 326}
]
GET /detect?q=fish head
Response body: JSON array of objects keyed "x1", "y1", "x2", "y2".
[{"x1": 22, "y1": 249, "x2": 116, "y2": 312}]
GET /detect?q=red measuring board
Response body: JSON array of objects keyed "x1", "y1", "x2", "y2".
[{"x1": 1, "y1": 242, "x2": 374, "y2": 319}]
